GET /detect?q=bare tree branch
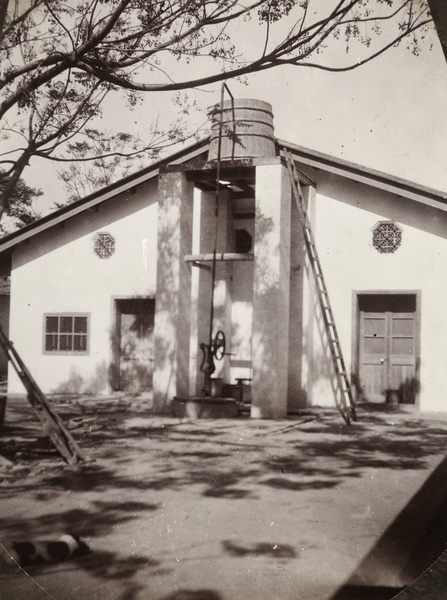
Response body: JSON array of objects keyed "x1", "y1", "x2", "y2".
[{"x1": 0, "y1": 0, "x2": 432, "y2": 222}]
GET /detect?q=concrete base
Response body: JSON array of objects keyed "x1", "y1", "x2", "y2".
[{"x1": 172, "y1": 396, "x2": 240, "y2": 419}]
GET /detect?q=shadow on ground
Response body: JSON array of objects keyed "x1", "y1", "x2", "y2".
[
  {"x1": 159, "y1": 591, "x2": 222, "y2": 600},
  {"x1": 1, "y1": 399, "x2": 447, "y2": 598},
  {"x1": 0, "y1": 543, "x2": 164, "y2": 600},
  {"x1": 330, "y1": 428, "x2": 447, "y2": 599}
]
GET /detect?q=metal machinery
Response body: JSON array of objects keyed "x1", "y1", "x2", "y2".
[{"x1": 188, "y1": 85, "x2": 356, "y2": 423}]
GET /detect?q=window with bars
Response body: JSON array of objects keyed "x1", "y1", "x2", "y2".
[
  {"x1": 93, "y1": 232, "x2": 115, "y2": 259},
  {"x1": 372, "y1": 221, "x2": 402, "y2": 254},
  {"x1": 44, "y1": 314, "x2": 89, "y2": 354}
]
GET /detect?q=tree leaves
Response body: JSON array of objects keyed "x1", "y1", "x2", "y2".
[
  {"x1": 0, "y1": 170, "x2": 41, "y2": 233},
  {"x1": 258, "y1": 0, "x2": 297, "y2": 23},
  {"x1": 0, "y1": 0, "x2": 432, "y2": 221}
]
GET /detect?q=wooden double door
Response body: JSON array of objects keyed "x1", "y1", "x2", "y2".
[{"x1": 358, "y1": 294, "x2": 419, "y2": 404}]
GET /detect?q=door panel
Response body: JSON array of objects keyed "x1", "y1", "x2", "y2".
[
  {"x1": 389, "y1": 364, "x2": 416, "y2": 391},
  {"x1": 390, "y1": 314, "x2": 415, "y2": 361},
  {"x1": 114, "y1": 298, "x2": 155, "y2": 393},
  {"x1": 359, "y1": 298, "x2": 417, "y2": 403},
  {"x1": 360, "y1": 313, "x2": 388, "y2": 402},
  {"x1": 361, "y1": 364, "x2": 388, "y2": 401}
]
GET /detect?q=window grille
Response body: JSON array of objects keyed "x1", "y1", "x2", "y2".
[
  {"x1": 372, "y1": 222, "x2": 402, "y2": 254},
  {"x1": 93, "y1": 232, "x2": 115, "y2": 259},
  {"x1": 44, "y1": 314, "x2": 89, "y2": 354}
]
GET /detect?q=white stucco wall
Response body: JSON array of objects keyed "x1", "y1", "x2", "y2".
[
  {"x1": 308, "y1": 171, "x2": 447, "y2": 412},
  {"x1": 8, "y1": 180, "x2": 159, "y2": 395},
  {"x1": 6, "y1": 162, "x2": 447, "y2": 413}
]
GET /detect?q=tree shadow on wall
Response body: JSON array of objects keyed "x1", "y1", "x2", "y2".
[
  {"x1": 306, "y1": 269, "x2": 349, "y2": 409},
  {"x1": 152, "y1": 183, "x2": 192, "y2": 411},
  {"x1": 51, "y1": 361, "x2": 109, "y2": 395},
  {"x1": 111, "y1": 299, "x2": 155, "y2": 394}
]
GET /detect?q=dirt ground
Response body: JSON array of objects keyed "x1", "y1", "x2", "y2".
[{"x1": 1, "y1": 396, "x2": 447, "y2": 600}]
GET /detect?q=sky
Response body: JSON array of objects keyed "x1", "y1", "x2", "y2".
[{"x1": 17, "y1": 3, "x2": 447, "y2": 221}]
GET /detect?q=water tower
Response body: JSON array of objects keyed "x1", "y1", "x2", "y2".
[{"x1": 152, "y1": 95, "x2": 305, "y2": 419}]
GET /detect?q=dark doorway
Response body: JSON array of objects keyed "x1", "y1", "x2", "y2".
[
  {"x1": 356, "y1": 293, "x2": 419, "y2": 404},
  {"x1": 113, "y1": 298, "x2": 155, "y2": 393}
]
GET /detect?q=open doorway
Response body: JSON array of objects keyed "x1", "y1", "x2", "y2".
[
  {"x1": 353, "y1": 292, "x2": 420, "y2": 405},
  {"x1": 113, "y1": 298, "x2": 155, "y2": 393}
]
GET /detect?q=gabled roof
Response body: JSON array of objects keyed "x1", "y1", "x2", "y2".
[
  {"x1": 0, "y1": 136, "x2": 446, "y2": 259},
  {"x1": 0, "y1": 138, "x2": 209, "y2": 257},
  {"x1": 277, "y1": 140, "x2": 447, "y2": 211}
]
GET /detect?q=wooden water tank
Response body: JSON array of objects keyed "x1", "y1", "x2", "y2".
[{"x1": 208, "y1": 99, "x2": 276, "y2": 161}]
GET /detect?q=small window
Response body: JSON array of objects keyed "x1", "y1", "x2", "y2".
[
  {"x1": 235, "y1": 229, "x2": 252, "y2": 254},
  {"x1": 93, "y1": 232, "x2": 115, "y2": 259},
  {"x1": 44, "y1": 314, "x2": 89, "y2": 354},
  {"x1": 372, "y1": 221, "x2": 402, "y2": 254}
]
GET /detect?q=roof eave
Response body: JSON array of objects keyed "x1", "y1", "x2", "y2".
[
  {"x1": 0, "y1": 138, "x2": 209, "y2": 254},
  {"x1": 278, "y1": 140, "x2": 447, "y2": 212},
  {"x1": 2, "y1": 136, "x2": 446, "y2": 256}
]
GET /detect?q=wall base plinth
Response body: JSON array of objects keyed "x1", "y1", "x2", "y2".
[{"x1": 172, "y1": 397, "x2": 240, "y2": 419}]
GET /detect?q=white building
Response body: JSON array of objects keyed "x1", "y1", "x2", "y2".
[{"x1": 0, "y1": 99, "x2": 446, "y2": 417}]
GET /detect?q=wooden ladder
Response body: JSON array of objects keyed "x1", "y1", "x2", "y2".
[
  {"x1": 0, "y1": 329, "x2": 86, "y2": 463},
  {"x1": 283, "y1": 148, "x2": 357, "y2": 425}
]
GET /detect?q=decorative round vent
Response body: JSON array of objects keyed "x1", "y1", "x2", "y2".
[
  {"x1": 372, "y1": 221, "x2": 402, "y2": 254},
  {"x1": 93, "y1": 232, "x2": 115, "y2": 259}
]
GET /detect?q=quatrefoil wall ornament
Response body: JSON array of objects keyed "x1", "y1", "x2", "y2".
[
  {"x1": 372, "y1": 221, "x2": 402, "y2": 254},
  {"x1": 93, "y1": 232, "x2": 115, "y2": 259}
]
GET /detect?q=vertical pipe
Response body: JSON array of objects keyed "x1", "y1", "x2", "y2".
[{"x1": 204, "y1": 83, "x2": 234, "y2": 393}]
